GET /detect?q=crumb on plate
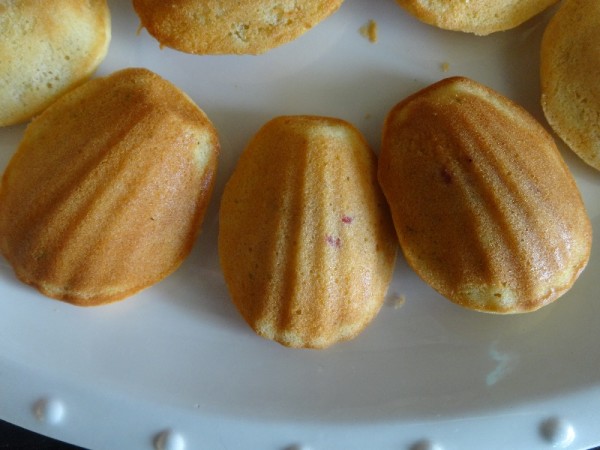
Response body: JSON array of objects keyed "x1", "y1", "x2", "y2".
[
  {"x1": 387, "y1": 292, "x2": 406, "y2": 309},
  {"x1": 360, "y1": 20, "x2": 378, "y2": 43}
]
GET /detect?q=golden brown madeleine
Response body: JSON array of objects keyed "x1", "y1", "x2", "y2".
[
  {"x1": 378, "y1": 77, "x2": 592, "y2": 313},
  {"x1": 132, "y1": 0, "x2": 344, "y2": 55},
  {"x1": 540, "y1": 0, "x2": 600, "y2": 171},
  {"x1": 219, "y1": 116, "x2": 396, "y2": 348},
  {"x1": 0, "y1": 68, "x2": 219, "y2": 306},
  {"x1": 395, "y1": 0, "x2": 558, "y2": 35},
  {"x1": 0, "y1": 0, "x2": 111, "y2": 126}
]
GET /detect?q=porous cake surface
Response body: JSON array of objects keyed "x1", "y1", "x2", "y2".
[
  {"x1": 0, "y1": 0, "x2": 111, "y2": 126},
  {"x1": 379, "y1": 77, "x2": 592, "y2": 313},
  {"x1": 541, "y1": 0, "x2": 600, "y2": 171},
  {"x1": 0, "y1": 68, "x2": 219, "y2": 305},
  {"x1": 132, "y1": 0, "x2": 344, "y2": 55},
  {"x1": 219, "y1": 116, "x2": 396, "y2": 348},
  {"x1": 395, "y1": 0, "x2": 558, "y2": 35}
]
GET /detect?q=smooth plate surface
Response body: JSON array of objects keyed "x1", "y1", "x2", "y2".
[{"x1": 1, "y1": 1, "x2": 599, "y2": 449}]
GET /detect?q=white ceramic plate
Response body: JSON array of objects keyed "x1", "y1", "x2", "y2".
[{"x1": 1, "y1": 1, "x2": 599, "y2": 449}]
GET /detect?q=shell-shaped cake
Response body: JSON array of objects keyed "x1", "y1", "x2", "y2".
[
  {"x1": 0, "y1": 0, "x2": 111, "y2": 126},
  {"x1": 132, "y1": 0, "x2": 344, "y2": 55},
  {"x1": 219, "y1": 116, "x2": 397, "y2": 348},
  {"x1": 0, "y1": 68, "x2": 219, "y2": 306},
  {"x1": 378, "y1": 77, "x2": 592, "y2": 313},
  {"x1": 395, "y1": 0, "x2": 558, "y2": 35},
  {"x1": 540, "y1": 0, "x2": 600, "y2": 171}
]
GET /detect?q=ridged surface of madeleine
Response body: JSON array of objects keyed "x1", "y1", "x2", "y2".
[
  {"x1": 0, "y1": 68, "x2": 219, "y2": 306},
  {"x1": 379, "y1": 77, "x2": 592, "y2": 313},
  {"x1": 219, "y1": 116, "x2": 396, "y2": 348}
]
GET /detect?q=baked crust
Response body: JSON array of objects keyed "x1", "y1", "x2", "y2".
[
  {"x1": 219, "y1": 116, "x2": 396, "y2": 348},
  {"x1": 0, "y1": 68, "x2": 220, "y2": 305},
  {"x1": 541, "y1": 0, "x2": 600, "y2": 171},
  {"x1": 0, "y1": 0, "x2": 111, "y2": 126},
  {"x1": 396, "y1": 0, "x2": 558, "y2": 35},
  {"x1": 132, "y1": 0, "x2": 344, "y2": 55},
  {"x1": 378, "y1": 77, "x2": 592, "y2": 313}
]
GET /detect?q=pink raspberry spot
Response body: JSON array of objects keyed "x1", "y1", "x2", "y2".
[
  {"x1": 326, "y1": 235, "x2": 342, "y2": 248},
  {"x1": 342, "y1": 215, "x2": 353, "y2": 224}
]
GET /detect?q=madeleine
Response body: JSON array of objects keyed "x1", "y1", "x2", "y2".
[
  {"x1": 219, "y1": 116, "x2": 396, "y2": 348},
  {"x1": 0, "y1": 68, "x2": 219, "y2": 306},
  {"x1": 379, "y1": 77, "x2": 592, "y2": 313},
  {"x1": 0, "y1": 0, "x2": 111, "y2": 126},
  {"x1": 133, "y1": 0, "x2": 344, "y2": 55},
  {"x1": 541, "y1": 0, "x2": 600, "y2": 171}
]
